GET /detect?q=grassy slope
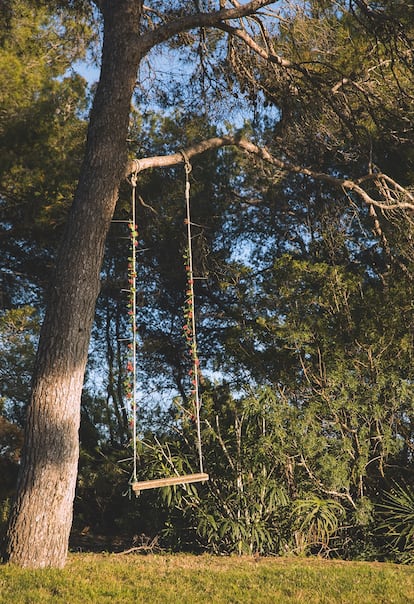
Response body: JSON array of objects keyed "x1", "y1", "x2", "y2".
[{"x1": 0, "y1": 554, "x2": 413, "y2": 604}]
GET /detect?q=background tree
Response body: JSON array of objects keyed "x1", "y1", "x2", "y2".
[
  {"x1": 0, "y1": 0, "x2": 91, "y2": 304},
  {"x1": 112, "y1": 0, "x2": 414, "y2": 558}
]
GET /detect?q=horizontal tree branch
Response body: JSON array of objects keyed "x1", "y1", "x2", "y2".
[
  {"x1": 126, "y1": 136, "x2": 234, "y2": 175},
  {"x1": 126, "y1": 136, "x2": 414, "y2": 212},
  {"x1": 139, "y1": 0, "x2": 275, "y2": 53}
]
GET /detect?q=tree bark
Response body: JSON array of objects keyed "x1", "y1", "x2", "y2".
[{"x1": 5, "y1": 1, "x2": 143, "y2": 568}]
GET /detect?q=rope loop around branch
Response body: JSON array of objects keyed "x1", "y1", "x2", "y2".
[
  {"x1": 130, "y1": 159, "x2": 142, "y2": 188},
  {"x1": 180, "y1": 150, "x2": 192, "y2": 175}
]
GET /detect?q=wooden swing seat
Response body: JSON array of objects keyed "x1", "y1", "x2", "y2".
[{"x1": 132, "y1": 472, "x2": 209, "y2": 493}]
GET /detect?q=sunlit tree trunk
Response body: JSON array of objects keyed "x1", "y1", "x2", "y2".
[{"x1": 5, "y1": 1, "x2": 143, "y2": 568}]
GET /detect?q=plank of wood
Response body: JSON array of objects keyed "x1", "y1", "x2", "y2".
[{"x1": 131, "y1": 473, "x2": 209, "y2": 492}]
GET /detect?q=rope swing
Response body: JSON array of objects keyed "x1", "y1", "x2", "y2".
[
  {"x1": 128, "y1": 156, "x2": 208, "y2": 494},
  {"x1": 182, "y1": 151, "x2": 204, "y2": 475}
]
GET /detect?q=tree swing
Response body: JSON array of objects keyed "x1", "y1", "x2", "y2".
[{"x1": 127, "y1": 154, "x2": 209, "y2": 495}]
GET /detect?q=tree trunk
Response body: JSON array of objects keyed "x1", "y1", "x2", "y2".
[{"x1": 5, "y1": 1, "x2": 143, "y2": 568}]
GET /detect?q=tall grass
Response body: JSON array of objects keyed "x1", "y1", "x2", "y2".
[{"x1": 0, "y1": 554, "x2": 413, "y2": 604}]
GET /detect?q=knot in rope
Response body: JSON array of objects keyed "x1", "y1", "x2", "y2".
[
  {"x1": 180, "y1": 150, "x2": 192, "y2": 175},
  {"x1": 130, "y1": 159, "x2": 141, "y2": 188}
]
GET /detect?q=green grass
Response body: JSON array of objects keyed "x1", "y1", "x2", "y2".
[{"x1": 0, "y1": 554, "x2": 413, "y2": 603}]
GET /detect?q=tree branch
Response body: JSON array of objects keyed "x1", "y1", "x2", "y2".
[
  {"x1": 126, "y1": 136, "x2": 234, "y2": 175},
  {"x1": 216, "y1": 21, "x2": 295, "y2": 70},
  {"x1": 139, "y1": 0, "x2": 275, "y2": 53},
  {"x1": 127, "y1": 135, "x2": 414, "y2": 212}
]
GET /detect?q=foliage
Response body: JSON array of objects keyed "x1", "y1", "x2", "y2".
[
  {"x1": 292, "y1": 496, "x2": 346, "y2": 556},
  {"x1": 135, "y1": 387, "x2": 290, "y2": 555},
  {"x1": 136, "y1": 367, "x2": 413, "y2": 559},
  {"x1": 377, "y1": 483, "x2": 414, "y2": 564},
  {"x1": 0, "y1": 418, "x2": 22, "y2": 542},
  {"x1": 0, "y1": 0, "x2": 90, "y2": 298},
  {"x1": 0, "y1": 499, "x2": 12, "y2": 548},
  {"x1": 0, "y1": 307, "x2": 35, "y2": 539},
  {"x1": 0, "y1": 306, "x2": 39, "y2": 424}
]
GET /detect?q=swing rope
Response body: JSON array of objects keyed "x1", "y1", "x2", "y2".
[
  {"x1": 129, "y1": 161, "x2": 140, "y2": 485},
  {"x1": 127, "y1": 156, "x2": 208, "y2": 494},
  {"x1": 182, "y1": 151, "x2": 204, "y2": 475}
]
